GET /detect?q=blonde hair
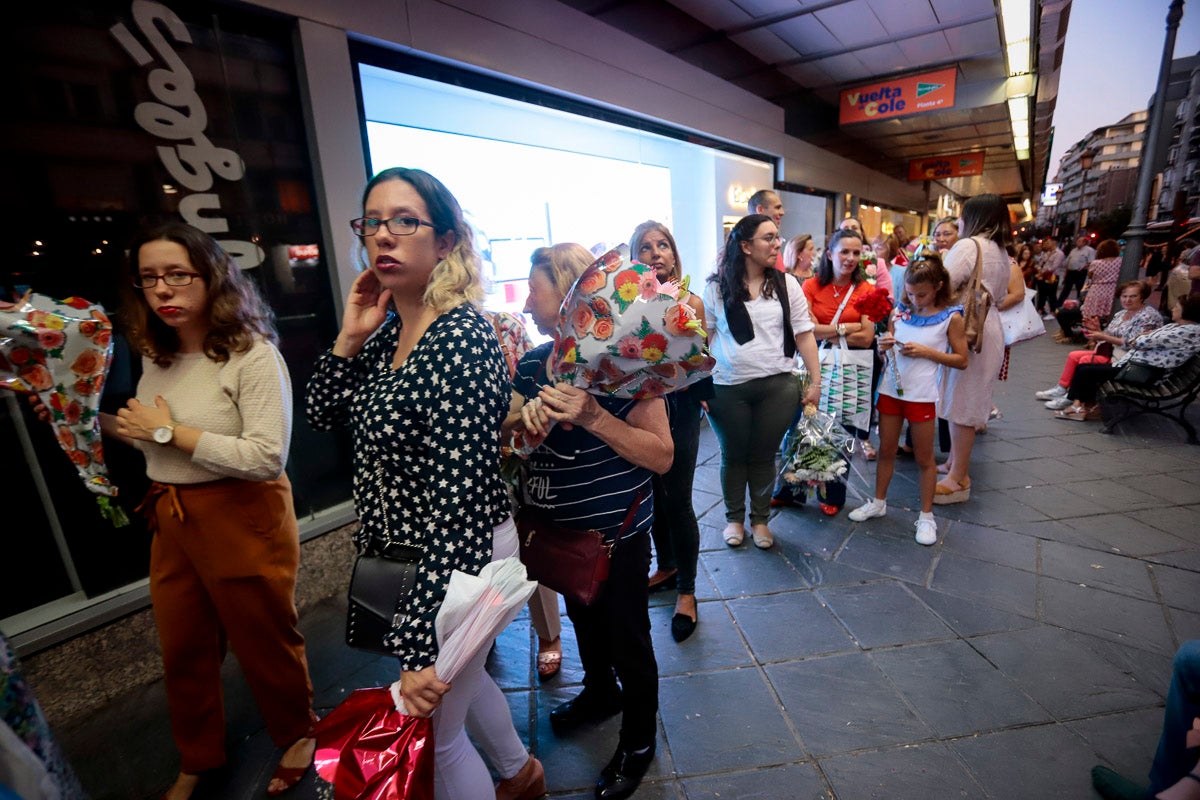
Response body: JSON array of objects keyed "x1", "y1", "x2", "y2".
[
  {"x1": 783, "y1": 234, "x2": 813, "y2": 271},
  {"x1": 358, "y1": 168, "x2": 485, "y2": 313},
  {"x1": 530, "y1": 243, "x2": 594, "y2": 297}
]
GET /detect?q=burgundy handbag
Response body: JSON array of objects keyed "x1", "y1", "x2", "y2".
[{"x1": 516, "y1": 492, "x2": 643, "y2": 606}]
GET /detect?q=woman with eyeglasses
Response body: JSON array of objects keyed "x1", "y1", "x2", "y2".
[
  {"x1": 703, "y1": 215, "x2": 821, "y2": 549},
  {"x1": 305, "y1": 168, "x2": 542, "y2": 800},
  {"x1": 98, "y1": 222, "x2": 316, "y2": 799}
]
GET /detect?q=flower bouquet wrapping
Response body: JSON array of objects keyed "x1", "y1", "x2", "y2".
[
  {"x1": 314, "y1": 558, "x2": 536, "y2": 800},
  {"x1": 0, "y1": 292, "x2": 128, "y2": 526},
  {"x1": 504, "y1": 245, "x2": 715, "y2": 462},
  {"x1": 780, "y1": 404, "x2": 855, "y2": 486}
]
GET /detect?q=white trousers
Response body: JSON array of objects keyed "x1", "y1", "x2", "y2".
[{"x1": 432, "y1": 517, "x2": 529, "y2": 800}]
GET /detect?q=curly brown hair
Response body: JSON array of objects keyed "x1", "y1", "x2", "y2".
[{"x1": 124, "y1": 222, "x2": 277, "y2": 368}]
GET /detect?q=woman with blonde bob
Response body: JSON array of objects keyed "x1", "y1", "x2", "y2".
[{"x1": 305, "y1": 168, "x2": 543, "y2": 800}]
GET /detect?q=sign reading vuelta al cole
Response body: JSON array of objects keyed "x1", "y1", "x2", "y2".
[
  {"x1": 907, "y1": 152, "x2": 985, "y2": 182},
  {"x1": 839, "y1": 68, "x2": 957, "y2": 125}
]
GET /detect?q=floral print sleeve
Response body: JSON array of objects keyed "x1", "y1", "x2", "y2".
[{"x1": 1120, "y1": 323, "x2": 1200, "y2": 369}]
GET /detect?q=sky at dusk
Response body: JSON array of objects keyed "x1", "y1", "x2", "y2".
[{"x1": 1047, "y1": 0, "x2": 1200, "y2": 178}]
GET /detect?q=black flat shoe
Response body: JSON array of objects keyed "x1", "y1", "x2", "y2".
[
  {"x1": 549, "y1": 689, "x2": 621, "y2": 736},
  {"x1": 595, "y1": 742, "x2": 656, "y2": 800},
  {"x1": 1090, "y1": 765, "x2": 1150, "y2": 800},
  {"x1": 671, "y1": 610, "x2": 697, "y2": 642}
]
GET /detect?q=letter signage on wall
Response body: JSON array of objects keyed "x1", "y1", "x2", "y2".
[
  {"x1": 839, "y1": 68, "x2": 957, "y2": 126},
  {"x1": 907, "y1": 152, "x2": 985, "y2": 182}
]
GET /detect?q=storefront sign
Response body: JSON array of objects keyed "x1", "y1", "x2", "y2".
[
  {"x1": 1042, "y1": 182, "x2": 1063, "y2": 206},
  {"x1": 907, "y1": 152, "x2": 985, "y2": 182},
  {"x1": 110, "y1": 0, "x2": 264, "y2": 268},
  {"x1": 840, "y1": 68, "x2": 956, "y2": 125}
]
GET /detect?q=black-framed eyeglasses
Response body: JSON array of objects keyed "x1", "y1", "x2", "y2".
[
  {"x1": 350, "y1": 216, "x2": 436, "y2": 237},
  {"x1": 132, "y1": 272, "x2": 202, "y2": 289}
]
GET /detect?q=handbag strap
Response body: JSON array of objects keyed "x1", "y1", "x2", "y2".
[
  {"x1": 606, "y1": 489, "x2": 646, "y2": 548},
  {"x1": 821, "y1": 285, "x2": 856, "y2": 352},
  {"x1": 966, "y1": 238, "x2": 985, "y2": 300}
]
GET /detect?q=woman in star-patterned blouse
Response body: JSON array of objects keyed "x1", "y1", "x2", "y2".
[{"x1": 305, "y1": 168, "x2": 542, "y2": 799}]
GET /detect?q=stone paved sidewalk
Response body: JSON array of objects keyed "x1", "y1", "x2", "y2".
[{"x1": 58, "y1": 331, "x2": 1199, "y2": 799}]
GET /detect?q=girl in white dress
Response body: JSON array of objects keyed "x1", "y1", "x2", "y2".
[{"x1": 849, "y1": 255, "x2": 968, "y2": 544}]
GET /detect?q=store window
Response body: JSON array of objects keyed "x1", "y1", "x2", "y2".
[
  {"x1": 352, "y1": 48, "x2": 776, "y2": 332},
  {"x1": 1, "y1": 0, "x2": 350, "y2": 641}
]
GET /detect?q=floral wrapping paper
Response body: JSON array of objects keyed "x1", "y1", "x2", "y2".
[
  {"x1": 0, "y1": 293, "x2": 127, "y2": 524},
  {"x1": 547, "y1": 245, "x2": 715, "y2": 400}
]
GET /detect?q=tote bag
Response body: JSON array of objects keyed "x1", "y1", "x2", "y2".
[
  {"x1": 814, "y1": 289, "x2": 873, "y2": 431},
  {"x1": 1000, "y1": 287, "x2": 1045, "y2": 346}
]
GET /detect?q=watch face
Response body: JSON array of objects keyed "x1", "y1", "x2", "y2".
[{"x1": 153, "y1": 426, "x2": 173, "y2": 444}]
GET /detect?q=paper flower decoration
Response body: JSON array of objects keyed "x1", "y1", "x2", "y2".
[{"x1": 0, "y1": 293, "x2": 128, "y2": 525}]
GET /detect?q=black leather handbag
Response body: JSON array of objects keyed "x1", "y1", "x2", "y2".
[{"x1": 345, "y1": 542, "x2": 424, "y2": 655}]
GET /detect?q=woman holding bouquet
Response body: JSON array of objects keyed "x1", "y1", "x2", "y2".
[
  {"x1": 305, "y1": 168, "x2": 541, "y2": 800},
  {"x1": 703, "y1": 214, "x2": 821, "y2": 548},
  {"x1": 504, "y1": 242, "x2": 673, "y2": 800},
  {"x1": 630, "y1": 220, "x2": 709, "y2": 641},
  {"x1": 800, "y1": 227, "x2": 878, "y2": 510},
  {"x1": 95, "y1": 222, "x2": 317, "y2": 799}
]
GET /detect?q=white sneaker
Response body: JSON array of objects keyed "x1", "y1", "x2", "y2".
[
  {"x1": 849, "y1": 499, "x2": 887, "y2": 522},
  {"x1": 1035, "y1": 385, "x2": 1067, "y2": 400},
  {"x1": 1045, "y1": 396, "x2": 1073, "y2": 410},
  {"x1": 914, "y1": 517, "x2": 938, "y2": 545},
  {"x1": 1042, "y1": 313, "x2": 1056, "y2": 321}
]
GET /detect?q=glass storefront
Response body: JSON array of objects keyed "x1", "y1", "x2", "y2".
[{"x1": 1, "y1": 0, "x2": 351, "y2": 642}]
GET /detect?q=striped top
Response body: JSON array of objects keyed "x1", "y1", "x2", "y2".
[{"x1": 513, "y1": 343, "x2": 653, "y2": 540}]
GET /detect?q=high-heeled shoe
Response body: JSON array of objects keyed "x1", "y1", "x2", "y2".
[{"x1": 496, "y1": 755, "x2": 546, "y2": 800}]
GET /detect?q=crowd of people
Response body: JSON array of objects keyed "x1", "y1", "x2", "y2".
[{"x1": 13, "y1": 168, "x2": 1200, "y2": 800}]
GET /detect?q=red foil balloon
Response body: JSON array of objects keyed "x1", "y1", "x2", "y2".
[{"x1": 313, "y1": 688, "x2": 434, "y2": 800}]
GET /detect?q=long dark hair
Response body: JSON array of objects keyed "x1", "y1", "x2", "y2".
[
  {"x1": 901, "y1": 253, "x2": 953, "y2": 309},
  {"x1": 959, "y1": 193, "x2": 1012, "y2": 249},
  {"x1": 709, "y1": 214, "x2": 784, "y2": 301},
  {"x1": 124, "y1": 222, "x2": 277, "y2": 368},
  {"x1": 816, "y1": 227, "x2": 865, "y2": 287}
]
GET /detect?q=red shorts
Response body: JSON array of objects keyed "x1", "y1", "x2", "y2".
[{"x1": 876, "y1": 394, "x2": 937, "y2": 423}]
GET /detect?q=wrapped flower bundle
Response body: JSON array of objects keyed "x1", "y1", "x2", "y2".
[
  {"x1": 780, "y1": 404, "x2": 855, "y2": 486},
  {"x1": 0, "y1": 292, "x2": 128, "y2": 525},
  {"x1": 504, "y1": 245, "x2": 715, "y2": 464}
]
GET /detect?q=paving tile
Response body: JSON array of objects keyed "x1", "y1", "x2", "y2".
[
  {"x1": 1055, "y1": 452, "x2": 1135, "y2": 479},
  {"x1": 940, "y1": 519, "x2": 1037, "y2": 571},
  {"x1": 727, "y1": 591, "x2": 857, "y2": 663},
  {"x1": 967, "y1": 459, "x2": 1047, "y2": 490},
  {"x1": 820, "y1": 742, "x2": 982, "y2": 799},
  {"x1": 833, "y1": 528, "x2": 939, "y2": 585},
  {"x1": 1147, "y1": 549, "x2": 1200, "y2": 573},
  {"x1": 1169, "y1": 606, "x2": 1200, "y2": 641},
  {"x1": 657, "y1": 668, "x2": 804, "y2": 774},
  {"x1": 1081, "y1": 634, "x2": 1175, "y2": 701},
  {"x1": 1067, "y1": 707, "x2": 1164, "y2": 780},
  {"x1": 871, "y1": 640, "x2": 1050, "y2": 736},
  {"x1": 769, "y1": 507, "x2": 853, "y2": 560},
  {"x1": 1041, "y1": 576, "x2": 1178, "y2": 656},
  {"x1": 817, "y1": 582, "x2": 954, "y2": 649},
  {"x1": 908, "y1": 585, "x2": 1038, "y2": 636},
  {"x1": 971, "y1": 626, "x2": 1164, "y2": 718},
  {"x1": 699, "y1": 548, "x2": 810, "y2": 598},
  {"x1": 681, "y1": 762, "x2": 829, "y2": 799},
  {"x1": 1061, "y1": 477, "x2": 1167, "y2": 512},
  {"x1": 766, "y1": 653, "x2": 934, "y2": 757},
  {"x1": 928, "y1": 551, "x2": 1037, "y2": 617},
  {"x1": 935, "y1": 488, "x2": 1050, "y2": 526},
  {"x1": 1117, "y1": 472, "x2": 1200, "y2": 505},
  {"x1": 1003, "y1": 484, "x2": 1110, "y2": 520},
  {"x1": 1057, "y1": 513, "x2": 1193, "y2": 557},
  {"x1": 647, "y1": 599, "x2": 755, "y2": 676},
  {"x1": 1039, "y1": 540, "x2": 1157, "y2": 602},
  {"x1": 952, "y1": 723, "x2": 1103, "y2": 799},
  {"x1": 1137, "y1": 505, "x2": 1200, "y2": 541},
  {"x1": 783, "y1": 552, "x2": 889, "y2": 589}
]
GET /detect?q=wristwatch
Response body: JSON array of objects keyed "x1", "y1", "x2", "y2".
[
  {"x1": 152, "y1": 424, "x2": 176, "y2": 445},
  {"x1": 837, "y1": 323, "x2": 847, "y2": 337}
]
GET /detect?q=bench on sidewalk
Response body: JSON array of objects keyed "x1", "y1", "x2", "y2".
[{"x1": 1097, "y1": 353, "x2": 1200, "y2": 444}]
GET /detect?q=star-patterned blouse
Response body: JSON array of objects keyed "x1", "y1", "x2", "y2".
[{"x1": 305, "y1": 303, "x2": 510, "y2": 671}]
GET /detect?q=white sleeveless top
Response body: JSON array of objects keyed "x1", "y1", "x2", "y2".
[{"x1": 878, "y1": 304, "x2": 962, "y2": 403}]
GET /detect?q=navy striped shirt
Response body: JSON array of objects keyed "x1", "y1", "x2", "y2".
[{"x1": 513, "y1": 343, "x2": 654, "y2": 539}]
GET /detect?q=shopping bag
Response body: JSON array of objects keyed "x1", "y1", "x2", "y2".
[
  {"x1": 816, "y1": 336, "x2": 873, "y2": 431},
  {"x1": 999, "y1": 287, "x2": 1046, "y2": 346}
]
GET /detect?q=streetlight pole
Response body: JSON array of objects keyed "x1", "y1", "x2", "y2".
[{"x1": 1121, "y1": 0, "x2": 1185, "y2": 287}]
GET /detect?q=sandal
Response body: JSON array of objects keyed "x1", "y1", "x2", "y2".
[
  {"x1": 933, "y1": 476, "x2": 970, "y2": 505},
  {"x1": 1054, "y1": 407, "x2": 1089, "y2": 421},
  {"x1": 861, "y1": 441, "x2": 877, "y2": 461},
  {"x1": 266, "y1": 737, "x2": 315, "y2": 796},
  {"x1": 722, "y1": 523, "x2": 744, "y2": 547},
  {"x1": 537, "y1": 651, "x2": 562, "y2": 681}
]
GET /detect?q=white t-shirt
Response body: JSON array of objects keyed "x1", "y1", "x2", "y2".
[{"x1": 702, "y1": 273, "x2": 815, "y2": 386}]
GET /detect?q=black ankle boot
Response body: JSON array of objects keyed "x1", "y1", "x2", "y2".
[
  {"x1": 549, "y1": 688, "x2": 621, "y2": 736},
  {"x1": 595, "y1": 742, "x2": 655, "y2": 800}
]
